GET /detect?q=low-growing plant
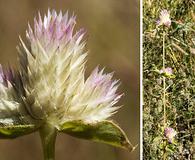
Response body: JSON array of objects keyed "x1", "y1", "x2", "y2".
[{"x1": 143, "y1": 0, "x2": 195, "y2": 159}]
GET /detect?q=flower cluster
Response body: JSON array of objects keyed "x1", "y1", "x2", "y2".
[
  {"x1": 0, "y1": 10, "x2": 133, "y2": 157},
  {"x1": 15, "y1": 10, "x2": 122, "y2": 126}
]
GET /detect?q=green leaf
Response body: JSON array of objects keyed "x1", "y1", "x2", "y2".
[
  {"x1": 59, "y1": 120, "x2": 136, "y2": 152},
  {"x1": 153, "y1": 136, "x2": 162, "y2": 143},
  {"x1": 0, "y1": 124, "x2": 37, "y2": 138}
]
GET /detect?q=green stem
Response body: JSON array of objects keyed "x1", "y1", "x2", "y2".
[
  {"x1": 39, "y1": 123, "x2": 57, "y2": 160},
  {"x1": 162, "y1": 31, "x2": 166, "y2": 128},
  {"x1": 162, "y1": 31, "x2": 167, "y2": 160}
]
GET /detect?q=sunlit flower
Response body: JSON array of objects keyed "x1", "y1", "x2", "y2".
[
  {"x1": 164, "y1": 127, "x2": 177, "y2": 143},
  {"x1": 157, "y1": 9, "x2": 171, "y2": 27}
]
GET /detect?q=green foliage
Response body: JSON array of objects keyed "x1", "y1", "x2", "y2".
[
  {"x1": 0, "y1": 124, "x2": 36, "y2": 138},
  {"x1": 143, "y1": 0, "x2": 195, "y2": 159},
  {"x1": 60, "y1": 120, "x2": 135, "y2": 152}
]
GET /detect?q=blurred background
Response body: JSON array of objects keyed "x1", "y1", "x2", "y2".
[{"x1": 0, "y1": 0, "x2": 139, "y2": 159}]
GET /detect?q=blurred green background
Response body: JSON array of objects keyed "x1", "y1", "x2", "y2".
[{"x1": 0, "y1": 0, "x2": 139, "y2": 159}]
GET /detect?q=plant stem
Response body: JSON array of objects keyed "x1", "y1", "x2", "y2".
[
  {"x1": 162, "y1": 31, "x2": 166, "y2": 128},
  {"x1": 39, "y1": 123, "x2": 57, "y2": 160},
  {"x1": 162, "y1": 31, "x2": 167, "y2": 160}
]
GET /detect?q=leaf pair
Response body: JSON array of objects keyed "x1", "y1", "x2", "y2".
[{"x1": 0, "y1": 120, "x2": 135, "y2": 152}]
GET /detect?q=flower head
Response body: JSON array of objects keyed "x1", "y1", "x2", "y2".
[
  {"x1": 164, "y1": 127, "x2": 177, "y2": 143},
  {"x1": 0, "y1": 65, "x2": 23, "y2": 125},
  {"x1": 157, "y1": 9, "x2": 171, "y2": 27},
  {"x1": 16, "y1": 10, "x2": 122, "y2": 126},
  {"x1": 160, "y1": 67, "x2": 173, "y2": 76}
]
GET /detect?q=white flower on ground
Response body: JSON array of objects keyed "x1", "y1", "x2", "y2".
[{"x1": 157, "y1": 9, "x2": 171, "y2": 27}]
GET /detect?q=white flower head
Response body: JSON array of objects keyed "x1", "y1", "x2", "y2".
[
  {"x1": 16, "y1": 9, "x2": 122, "y2": 127},
  {"x1": 157, "y1": 9, "x2": 171, "y2": 27},
  {"x1": 159, "y1": 67, "x2": 173, "y2": 76},
  {"x1": 164, "y1": 127, "x2": 177, "y2": 143}
]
